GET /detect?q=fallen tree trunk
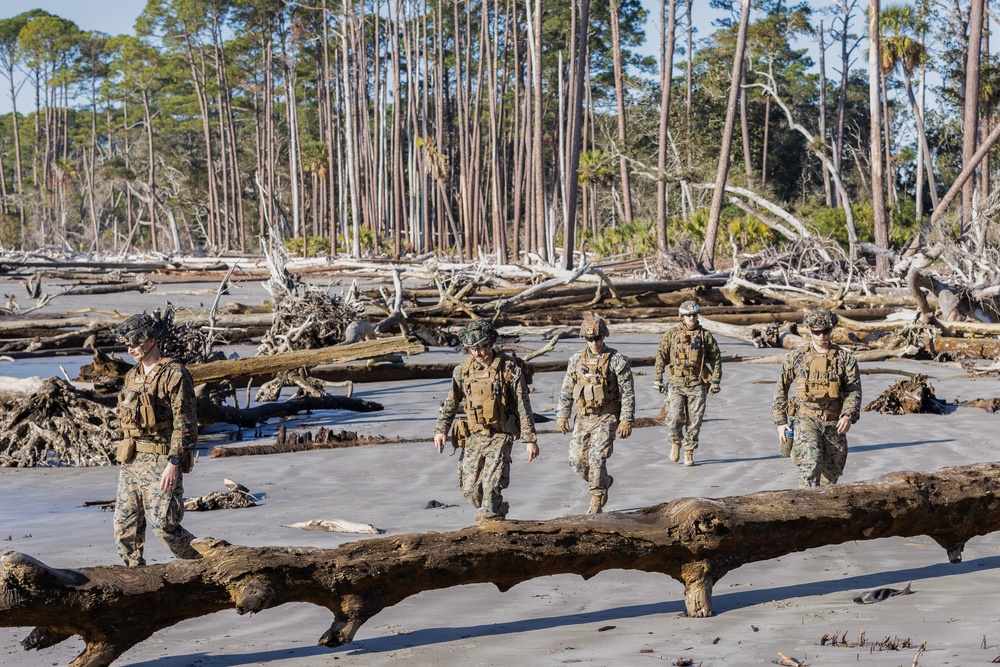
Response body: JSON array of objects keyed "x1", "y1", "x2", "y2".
[
  {"x1": 929, "y1": 336, "x2": 1000, "y2": 359},
  {"x1": 4, "y1": 462, "x2": 1000, "y2": 667},
  {"x1": 214, "y1": 355, "x2": 659, "y2": 388},
  {"x1": 187, "y1": 336, "x2": 427, "y2": 385},
  {"x1": 197, "y1": 394, "x2": 384, "y2": 428}
]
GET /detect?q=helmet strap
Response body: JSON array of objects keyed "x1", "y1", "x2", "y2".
[{"x1": 135, "y1": 339, "x2": 158, "y2": 365}]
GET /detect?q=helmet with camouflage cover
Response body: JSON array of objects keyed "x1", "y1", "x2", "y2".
[
  {"x1": 460, "y1": 320, "x2": 497, "y2": 348},
  {"x1": 804, "y1": 307, "x2": 838, "y2": 330},
  {"x1": 580, "y1": 316, "x2": 609, "y2": 339},
  {"x1": 678, "y1": 300, "x2": 701, "y2": 316},
  {"x1": 114, "y1": 313, "x2": 163, "y2": 346}
]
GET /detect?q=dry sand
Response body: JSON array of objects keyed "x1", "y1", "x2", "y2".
[{"x1": 2, "y1": 282, "x2": 1000, "y2": 666}]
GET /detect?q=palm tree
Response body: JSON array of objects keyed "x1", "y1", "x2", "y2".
[
  {"x1": 880, "y1": 4, "x2": 938, "y2": 215},
  {"x1": 578, "y1": 149, "x2": 615, "y2": 241}
]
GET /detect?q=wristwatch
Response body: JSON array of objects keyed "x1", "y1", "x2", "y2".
[{"x1": 167, "y1": 455, "x2": 181, "y2": 466}]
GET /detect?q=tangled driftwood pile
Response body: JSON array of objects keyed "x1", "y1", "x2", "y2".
[
  {"x1": 863, "y1": 375, "x2": 952, "y2": 415},
  {"x1": 184, "y1": 479, "x2": 258, "y2": 511},
  {"x1": 0, "y1": 378, "x2": 117, "y2": 468}
]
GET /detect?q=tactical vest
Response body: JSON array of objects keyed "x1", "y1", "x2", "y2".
[
  {"x1": 460, "y1": 354, "x2": 517, "y2": 435},
  {"x1": 794, "y1": 350, "x2": 842, "y2": 420},
  {"x1": 668, "y1": 329, "x2": 706, "y2": 380},
  {"x1": 572, "y1": 348, "x2": 621, "y2": 415},
  {"x1": 118, "y1": 358, "x2": 175, "y2": 448}
]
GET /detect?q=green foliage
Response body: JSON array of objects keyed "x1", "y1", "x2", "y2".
[
  {"x1": 284, "y1": 235, "x2": 331, "y2": 256},
  {"x1": 587, "y1": 219, "x2": 657, "y2": 257},
  {"x1": 726, "y1": 215, "x2": 776, "y2": 253},
  {"x1": 889, "y1": 201, "x2": 920, "y2": 247},
  {"x1": 335, "y1": 226, "x2": 383, "y2": 255},
  {"x1": 0, "y1": 212, "x2": 21, "y2": 249},
  {"x1": 577, "y1": 149, "x2": 615, "y2": 187}
]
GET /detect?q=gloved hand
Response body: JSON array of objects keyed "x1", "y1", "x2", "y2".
[
  {"x1": 616, "y1": 420, "x2": 632, "y2": 439},
  {"x1": 557, "y1": 417, "x2": 572, "y2": 434},
  {"x1": 709, "y1": 383, "x2": 721, "y2": 395},
  {"x1": 653, "y1": 381, "x2": 666, "y2": 395}
]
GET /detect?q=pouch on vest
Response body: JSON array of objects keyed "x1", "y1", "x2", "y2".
[
  {"x1": 670, "y1": 332, "x2": 703, "y2": 378},
  {"x1": 116, "y1": 439, "x2": 136, "y2": 465},
  {"x1": 451, "y1": 418, "x2": 471, "y2": 449},
  {"x1": 118, "y1": 390, "x2": 140, "y2": 431},
  {"x1": 464, "y1": 364, "x2": 507, "y2": 431},
  {"x1": 797, "y1": 353, "x2": 840, "y2": 401},
  {"x1": 138, "y1": 400, "x2": 158, "y2": 430}
]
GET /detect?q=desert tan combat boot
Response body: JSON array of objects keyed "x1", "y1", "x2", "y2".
[
  {"x1": 669, "y1": 442, "x2": 681, "y2": 462},
  {"x1": 587, "y1": 476, "x2": 613, "y2": 515},
  {"x1": 683, "y1": 450, "x2": 694, "y2": 467}
]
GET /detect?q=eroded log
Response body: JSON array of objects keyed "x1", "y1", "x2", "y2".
[
  {"x1": 187, "y1": 335, "x2": 426, "y2": 385},
  {"x1": 197, "y1": 393, "x2": 384, "y2": 428},
  {"x1": 4, "y1": 462, "x2": 1000, "y2": 666}
]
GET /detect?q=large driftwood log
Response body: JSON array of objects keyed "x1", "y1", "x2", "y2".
[
  {"x1": 197, "y1": 394, "x2": 383, "y2": 428},
  {"x1": 4, "y1": 462, "x2": 1000, "y2": 667},
  {"x1": 187, "y1": 335, "x2": 426, "y2": 385}
]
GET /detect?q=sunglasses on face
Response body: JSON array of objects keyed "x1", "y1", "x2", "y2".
[
  {"x1": 584, "y1": 335, "x2": 604, "y2": 342},
  {"x1": 810, "y1": 328, "x2": 831, "y2": 336}
]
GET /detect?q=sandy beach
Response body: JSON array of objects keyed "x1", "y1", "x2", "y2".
[{"x1": 2, "y1": 282, "x2": 1000, "y2": 666}]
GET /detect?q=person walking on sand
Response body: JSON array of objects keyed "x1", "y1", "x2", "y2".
[
  {"x1": 433, "y1": 320, "x2": 539, "y2": 524},
  {"x1": 772, "y1": 308, "x2": 862, "y2": 488},
  {"x1": 653, "y1": 300, "x2": 722, "y2": 467},
  {"x1": 113, "y1": 313, "x2": 200, "y2": 566},
  {"x1": 556, "y1": 317, "x2": 634, "y2": 514}
]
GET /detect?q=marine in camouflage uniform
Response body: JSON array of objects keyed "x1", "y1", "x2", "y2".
[
  {"x1": 653, "y1": 301, "x2": 722, "y2": 466},
  {"x1": 772, "y1": 308, "x2": 862, "y2": 488},
  {"x1": 557, "y1": 317, "x2": 634, "y2": 514},
  {"x1": 113, "y1": 313, "x2": 200, "y2": 567},
  {"x1": 434, "y1": 321, "x2": 539, "y2": 523}
]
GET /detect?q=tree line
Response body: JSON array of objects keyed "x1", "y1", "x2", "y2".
[{"x1": 0, "y1": 0, "x2": 994, "y2": 273}]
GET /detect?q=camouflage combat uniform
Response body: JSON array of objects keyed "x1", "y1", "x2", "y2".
[
  {"x1": 557, "y1": 345, "x2": 634, "y2": 505},
  {"x1": 114, "y1": 358, "x2": 200, "y2": 566},
  {"x1": 654, "y1": 325, "x2": 722, "y2": 453},
  {"x1": 435, "y1": 352, "x2": 537, "y2": 520},
  {"x1": 772, "y1": 345, "x2": 862, "y2": 487}
]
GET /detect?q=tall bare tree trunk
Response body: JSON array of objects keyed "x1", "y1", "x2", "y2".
[
  {"x1": 656, "y1": 0, "x2": 678, "y2": 264},
  {"x1": 699, "y1": 0, "x2": 751, "y2": 272},
  {"x1": 961, "y1": 0, "x2": 984, "y2": 239},
  {"x1": 528, "y1": 0, "x2": 546, "y2": 262},
  {"x1": 685, "y1": 0, "x2": 693, "y2": 171},
  {"x1": 141, "y1": 87, "x2": 158, "y2": 253},
  {"x1": 834, "y1": 1, "x2": 855, "y2": 210},
  {"x1": 915, "y1": 37, "x2": 926, "y2": 228},
  {"x1": 740, "y1": 61, "x2": 753, "y2": 187},
  {"x1": 978, "y1": 6, "x2": 990, "y2": 231},
  {"x1": 562, "y1": 0, "x2": 590, "y2": 270},
  {"x1": 3, "y1": 59, "x2": 26, "y2": 239},
  {"x1": 819, "y1": 20, "x2": 832, "y2": 206},
  {"x1": 609, "y1": 0, "x2": 633, "y2": 226},
  {"x1": 868, "y1": 0, "x2": 889, "y2": 278},
  {"x1": 902, "y1": 67, "x2": 939, "y2": 211}
]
